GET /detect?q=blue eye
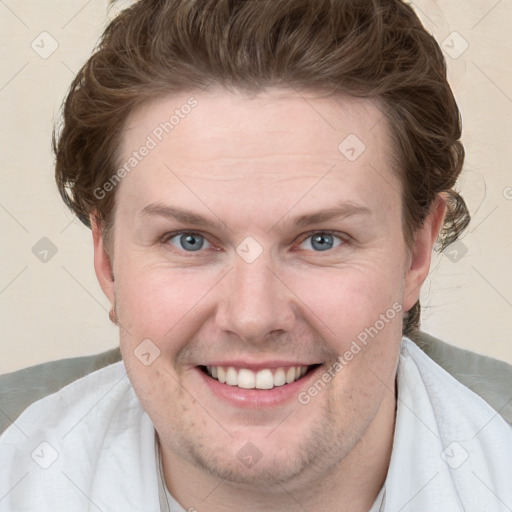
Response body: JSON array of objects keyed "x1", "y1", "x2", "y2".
[
  {"x1": 300, "y1": 232, "x2": 343, "y2": 251},
  {"x1": 168, "y1": 232, "x2": 211, "y2": 252}
]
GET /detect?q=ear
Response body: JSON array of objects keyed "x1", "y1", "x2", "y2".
[
  {"x1": 403, "y1": 194, "x2": 447, "y2": 312},
  {"x1": 91, "y1": 214, "x2": 115, "y2": 306}
]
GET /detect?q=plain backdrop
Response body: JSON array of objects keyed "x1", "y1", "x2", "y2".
[{"x1": 1, "y1": 0, "x2": 511, "y2": 373}]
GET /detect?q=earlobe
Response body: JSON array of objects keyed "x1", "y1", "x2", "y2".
[
  {"x1": 91, "y1": 214, "x2": 116, "y2": 305},
  {"x1": 403, "y1": 194, "x2": 447, "y2": 312}
]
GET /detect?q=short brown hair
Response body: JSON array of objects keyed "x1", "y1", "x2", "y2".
[{"x1": 54, "y1": 0, "x2": 470, "y2": 336}]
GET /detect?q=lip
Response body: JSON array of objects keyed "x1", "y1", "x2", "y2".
[
  {"x1": 199, "y1": 360, "x2": 316, "y2": 371},
  {"x1": 195, "y1": 364, "x2": 323, "y2": 408}
]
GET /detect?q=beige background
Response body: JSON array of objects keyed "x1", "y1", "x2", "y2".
[{"x1": 1, "y1": 0, "x2": 511, "y2": 373}]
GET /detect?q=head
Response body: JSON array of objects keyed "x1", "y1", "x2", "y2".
[{"x1": 54, "y1": 0, "x2": 469, "y2": 492}]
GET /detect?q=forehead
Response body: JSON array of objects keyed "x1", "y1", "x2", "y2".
[
  {"x1": 121, "y1": 88, "x2": 391, "y2": 159},
  {"x1": 115, "y1": 88, "x2": 400, "y2": 226}
]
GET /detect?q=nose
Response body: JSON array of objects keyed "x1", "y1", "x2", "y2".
[{"x1": 215, "y1": 252, "x2": 296, "y2": 345}]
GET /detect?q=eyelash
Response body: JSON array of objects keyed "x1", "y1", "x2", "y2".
[
  {"x1": 161, "y1": 230, "x2": 349, "y2": 254},
  {"x1": 298, "y1": 230, "x2": 347, "y2": 251}
]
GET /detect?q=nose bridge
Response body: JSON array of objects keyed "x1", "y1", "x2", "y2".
[{"x1": 216, "y1": 251, "x2": 294, "y2": 343}]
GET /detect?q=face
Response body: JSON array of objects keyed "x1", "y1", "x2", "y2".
[{"x1": 93, "y1": 88, "x2": 441, "y2": 489}]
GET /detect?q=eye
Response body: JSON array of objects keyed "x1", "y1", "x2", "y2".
[
  {"x1": 299, "y1": 232, "x2": 344, "y2": 252},
  {"x1": 167, "y1": 232, "x2": 212, "y2": 252}
]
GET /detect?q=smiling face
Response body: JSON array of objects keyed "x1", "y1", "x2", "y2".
[{"x1": 92, "y1": 88, "x2": 443, "y2": 497}]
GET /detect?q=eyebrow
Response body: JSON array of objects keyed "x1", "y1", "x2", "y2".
[
  {"x1": 141, "y1": 203, "x2": 228, "y2": 231},
  {"x1": 291, "y1": 202, "x2": 372, "y2": 228},
  {"x1": 140, "y1": 201, "x2": 371, "y2": 231}
]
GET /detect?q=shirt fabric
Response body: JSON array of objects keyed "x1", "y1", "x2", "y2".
[{"x1": 1, "y1": 337, "x2": 511, "y2": 511}]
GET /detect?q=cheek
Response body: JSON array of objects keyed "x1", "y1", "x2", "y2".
[
  {"x1": 288, "y1": 259, "x2": 404, "y2": 340},
  {"x1": 115, "y1": 260, "x2": 217, "y2": 338}
]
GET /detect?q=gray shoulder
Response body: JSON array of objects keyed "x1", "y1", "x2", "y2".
[
  {"x1": 411, "y1": 331, "x2": 512, "y2": 426},
  {"x1": 0, "y1": 347, "x2": 121, "y2": 435}
]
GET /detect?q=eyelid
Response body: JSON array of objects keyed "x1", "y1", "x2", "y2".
[
  {"x1": 162, "y1": 230, "x2": 216, "y2": 251},
  {"x1": 295, "y1": 229, "x2": 351, "y2": 254},
  {"x1": 295, "y1": 230, "x2": 349, "y2": 247}
]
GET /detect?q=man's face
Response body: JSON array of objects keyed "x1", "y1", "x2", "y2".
[{"x1": 99, "y1": 88, "x2": 421, "y2": 486}]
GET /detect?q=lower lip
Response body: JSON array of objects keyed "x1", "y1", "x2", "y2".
[{"x1": 196, "y1": 366, "x2": 322, "y2": 408}]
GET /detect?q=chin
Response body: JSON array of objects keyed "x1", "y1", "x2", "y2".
[
  {"x1": 176, "y1": 412, "x2": 351, "y2": 489},
  {"x1": 188, "y1": 444, "x2": 313, "y2": 487}
]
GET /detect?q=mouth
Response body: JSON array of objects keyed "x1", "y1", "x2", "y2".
[{"x1": 199, "y1": 364, "x2": 320, "y2": 390}]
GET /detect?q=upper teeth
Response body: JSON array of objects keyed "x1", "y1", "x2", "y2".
[{"x1": 206, "y1": 365, "x2": 308, "y2": 389}]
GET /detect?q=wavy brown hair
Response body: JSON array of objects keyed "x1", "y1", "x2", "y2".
[{"x1": 54, "y1": 0, "x2": 470, "y2": 336}]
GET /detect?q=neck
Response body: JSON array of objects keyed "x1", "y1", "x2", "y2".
[{"x1": 160, "y1": 390, "x2": 396, "y2": 512}]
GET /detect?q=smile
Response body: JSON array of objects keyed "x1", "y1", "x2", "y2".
[{"x1": 201, "y1": 365, "x2": 318, "y2": 390}]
